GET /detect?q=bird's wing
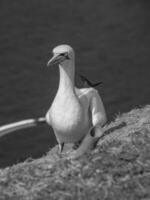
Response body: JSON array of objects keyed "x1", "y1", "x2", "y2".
[
  {"x1": 0, "y1": 117, "x2": 46, "y2": 138},
  {"x1": 79, "y1": 74, "x2": 91, "y2": 85},
  {"x1": 92, "y1": 81, "x2": 103, "y2": 87},
  {"x1": 69, "y1": 88, "x2": 107, "y2": 158},
  {"x1": 89, "y1": 89, "x2": 107, "y2": 128},
  {"x1": 77, "y1": 87, "x2": 107, "y2": 128}
]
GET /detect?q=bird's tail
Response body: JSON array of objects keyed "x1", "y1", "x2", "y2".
[{"x1": 0, "y1": 117, "x2": 46, "y2": 138}]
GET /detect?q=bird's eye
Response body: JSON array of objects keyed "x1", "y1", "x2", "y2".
[
  {"x1": 60, "y1": 53, "x2": 66, "y2": 56},
  {"x1": 60, "y1": 53, "x2": 70, "y2": 60}
]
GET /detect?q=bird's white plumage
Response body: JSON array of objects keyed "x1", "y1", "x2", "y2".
[{"x1": 46, "y1": 44, "x2": 107, "y2": 157}]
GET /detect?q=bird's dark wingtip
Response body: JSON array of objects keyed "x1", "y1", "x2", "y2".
[{"x1": 79, "y1": 74, "x2": 103, "y2": 88}]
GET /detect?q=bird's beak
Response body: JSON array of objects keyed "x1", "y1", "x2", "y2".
[{"x1": 47, "y1": 54, "x2": 66, "y2": 67}]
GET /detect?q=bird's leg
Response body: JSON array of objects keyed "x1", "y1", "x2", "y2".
[{"x1": 58, "y1": 143, "x2": 64, "y2": 154}]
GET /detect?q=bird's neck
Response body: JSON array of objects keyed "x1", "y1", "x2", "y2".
[{"x1": 58, "y1": 61, "x2": 75, "y2": 92}]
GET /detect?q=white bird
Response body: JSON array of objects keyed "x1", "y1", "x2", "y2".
[{"x1": 46, "y1": 44, "x2": 107, "y2": 158}]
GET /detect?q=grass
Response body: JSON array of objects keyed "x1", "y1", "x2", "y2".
[{"x1": 0, "y1": 105, "x2": 150, "y2": 199}]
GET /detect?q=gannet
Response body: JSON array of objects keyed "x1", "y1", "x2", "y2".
[{"x1": 46, "y1": 44, "x2": 107, "y2": 158}]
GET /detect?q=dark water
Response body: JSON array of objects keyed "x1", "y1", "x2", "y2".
[{"x1": 0, "y1": 0, "x2": 150, "y2": 167}]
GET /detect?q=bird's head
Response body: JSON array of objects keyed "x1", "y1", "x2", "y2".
[{"x1": 47, "y1": 44, "x2": 75, "y2": 67}]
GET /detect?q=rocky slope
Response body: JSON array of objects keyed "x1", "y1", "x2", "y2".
[{"x1": 0, "y1": 105, "x2": 150, "y2": 200}]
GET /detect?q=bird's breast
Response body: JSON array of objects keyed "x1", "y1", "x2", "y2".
[{"x1": 48, "y1": 93, "x2": 90, "y2": 143}]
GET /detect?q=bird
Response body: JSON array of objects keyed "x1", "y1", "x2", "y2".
[
  {"x1": 79, "y1": 74, "x2": 103, "y2": 88},
  {"x1": 46, "y1": 44, "x2": 107, "y2": 158}
]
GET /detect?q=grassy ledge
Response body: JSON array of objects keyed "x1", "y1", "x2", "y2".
[{"x1": 0, "y1": 105, "x2": 150, "y2": 200}]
